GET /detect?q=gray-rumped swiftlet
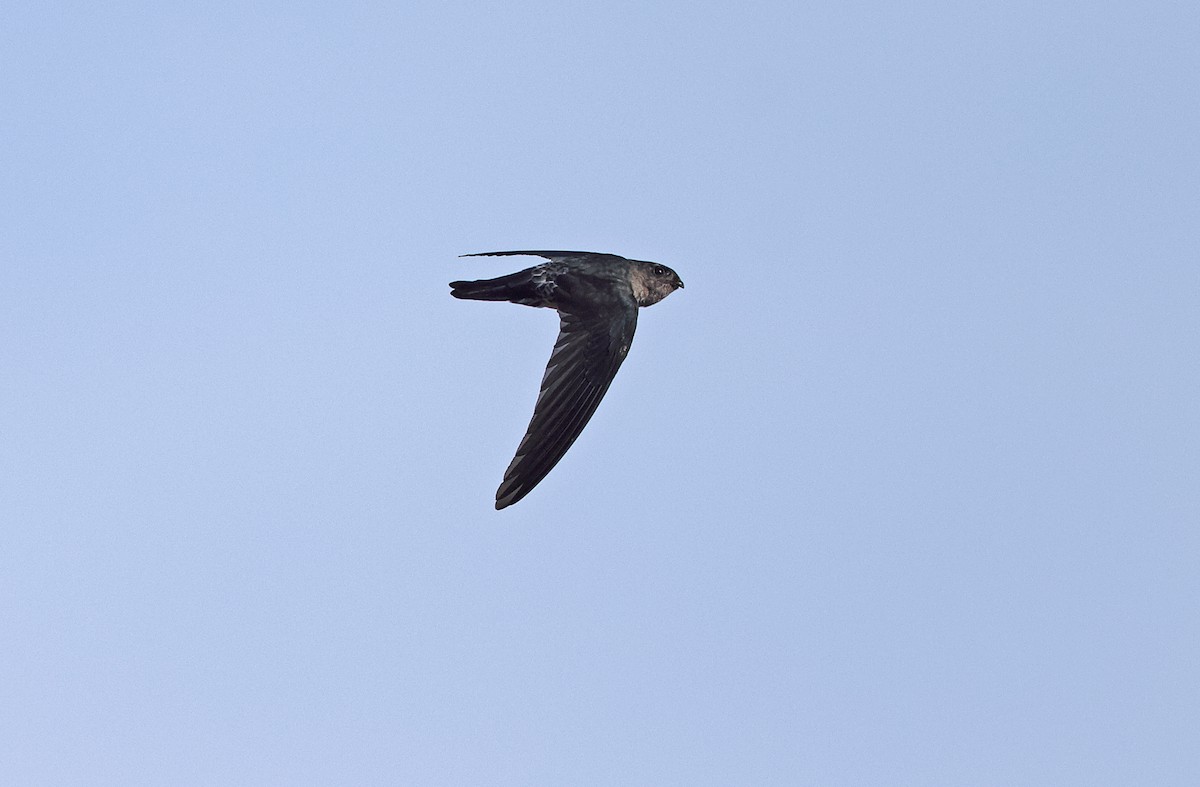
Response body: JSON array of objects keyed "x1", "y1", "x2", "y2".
[{"x1": 450, "y1": 250, "x2": 685, "y2": 509}]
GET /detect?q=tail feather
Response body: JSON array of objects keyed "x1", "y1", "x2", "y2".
[{"x1": 450, "y1": 270, "x2": 542, "y2": 305}]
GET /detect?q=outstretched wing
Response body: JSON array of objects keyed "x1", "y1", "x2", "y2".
[
  {"x1": 495, "y1": 301, "x2": 638, "y2": 509},
  {"x1": 461, "y1": 250, "x2": 626, "y2": 263}
]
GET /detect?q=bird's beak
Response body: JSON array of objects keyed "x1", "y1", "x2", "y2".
[{"x1": 676, "y1": 278, "x2": 685, "y2": 289}]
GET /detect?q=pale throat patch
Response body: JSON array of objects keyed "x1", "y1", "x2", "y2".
[{"x1": 630, "y1": 268, "x2": 670, "y2": 306}]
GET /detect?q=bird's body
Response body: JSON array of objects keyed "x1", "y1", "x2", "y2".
[{"x1": 451, "y1": 251, "x2": 685, "y2": 509}]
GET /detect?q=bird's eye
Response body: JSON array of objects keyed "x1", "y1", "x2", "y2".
[{"x1": 653, "y1": 266, "x2": 667, "y2": 276}]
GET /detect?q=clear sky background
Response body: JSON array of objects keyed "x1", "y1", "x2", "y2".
[{"x1": 3, "y1": 1, "x2": 1198, "y2": 784}]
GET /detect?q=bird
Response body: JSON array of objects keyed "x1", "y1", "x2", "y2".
[{"x1": 450, "y1": 250, "x2": 685, "y2": 509}]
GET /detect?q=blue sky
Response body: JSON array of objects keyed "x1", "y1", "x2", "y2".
[{"x1": 3, "y1": 1, "x2": 1198, "y2": 784}]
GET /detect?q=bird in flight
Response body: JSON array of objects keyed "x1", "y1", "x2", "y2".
[{"x1": 451, "y1": 250, "x2": 685, "y2": 509}]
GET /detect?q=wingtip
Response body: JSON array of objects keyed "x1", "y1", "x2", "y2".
[
  {"x1": 460, "y1": 251, "x2": 514, "y2": 259},
  {"x1": 495, "y1": 479, "x2": 527, "y2": 510}
]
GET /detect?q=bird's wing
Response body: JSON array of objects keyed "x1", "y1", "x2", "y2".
[
  {"x1": 461, "y1": 250, "x2": 625, "y2": 262},
  {"x1": 495, "y1": 300, "x2": 638, "y2": 509}
]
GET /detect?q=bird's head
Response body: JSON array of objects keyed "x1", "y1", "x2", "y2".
[{"x1": 630, "y1": 260, "x2": 685, "y2": 306}]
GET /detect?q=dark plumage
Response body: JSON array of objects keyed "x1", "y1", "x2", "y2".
[{"x1": 451, "y1": 250, "x2": 685, "y2": 509}]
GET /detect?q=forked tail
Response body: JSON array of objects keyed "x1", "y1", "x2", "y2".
[{"x1": 449, "y1": 269, "x2": 542, "y2": 306}]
